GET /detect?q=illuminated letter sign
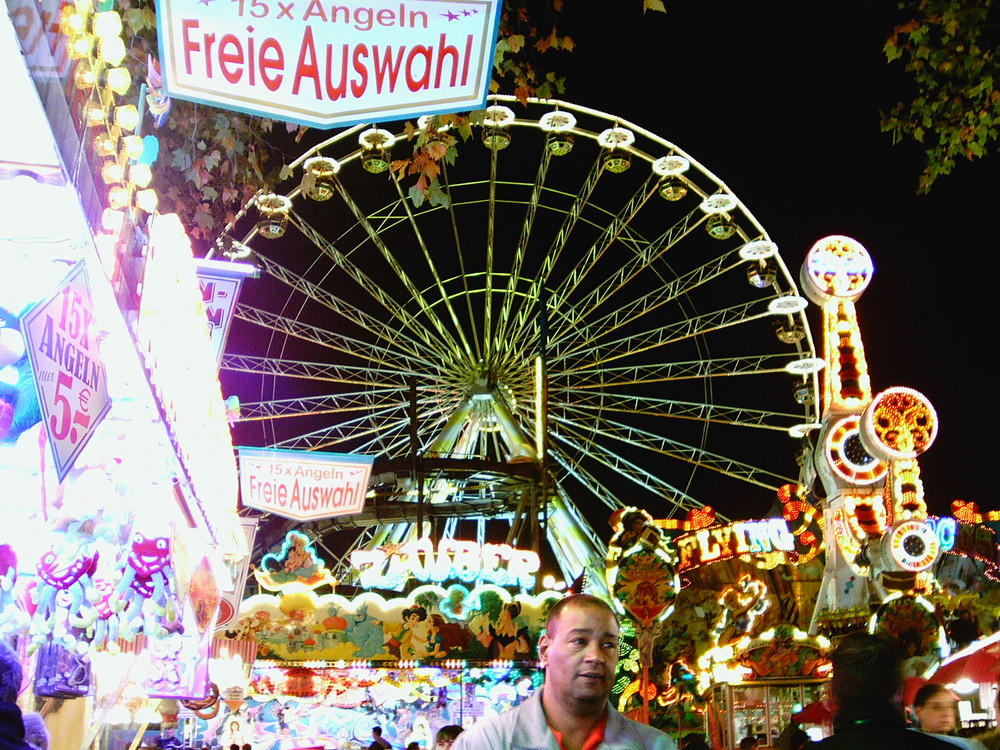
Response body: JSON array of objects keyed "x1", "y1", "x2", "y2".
[
  {"x1": 238, "y1": 446, "x2": 374, "y2": 521},
  {"x1": 675, "y1": 518, "x2": 796, "y2": 574},
  {"x1": 21, "y1": 261, "x2": 111, "y2": 481},
  {"x1": 156, "y1": 0, "x2": 502, "y2": 128},
  {"x1": 350, "y1": 538, "x2": 539, "y2": 590}
]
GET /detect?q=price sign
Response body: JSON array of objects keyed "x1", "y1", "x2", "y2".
[{"x1": 21, "y1": 261, "x2": 111, "y2": 480}]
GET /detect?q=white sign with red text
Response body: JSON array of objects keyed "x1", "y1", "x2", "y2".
[
  {"x1": 21, "y1": 262, "x2": 111, "y2": 481},
  {"x1": 157, "y1": 0, "x2": 502, "y2": 127},
  {"x1": 238, "y1": 446, "x2": 373, "y2": 520}
]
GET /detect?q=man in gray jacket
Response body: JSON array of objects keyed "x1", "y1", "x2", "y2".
[{"x1": 452, "y1": 594, "x2": 676, "y2": 750}]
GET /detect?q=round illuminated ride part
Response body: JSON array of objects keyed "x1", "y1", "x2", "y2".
[
  {"x1": 860, "y1": 387, "x2": 938, "y2": 461},
  {"x1": 886, "y1": 520, "x2": 939, "y2": 572},
  {"x1": 651, "y1": 155, "x2": 690, "y2": 177},
  {"x1": 538, "y1": 110, "x2": 576, "y2": 132},
  {"x1": 824, "y1": 415, "x2": 887, "y2": 485},
  {"x1": 739, "y1": 240, "x2": 778, "y2": 261},
  {"x1": 799, "y1": 235, "x2": 874, "y2": 305},
  {"x1": 218, "y1": 96, "x2": 821, "y2": 578}
]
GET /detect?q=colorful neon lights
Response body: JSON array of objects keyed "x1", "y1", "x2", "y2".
[
  {"x1": 350, "y1": 538, "x2": 539, "y2": 591},
  {"x1": 674, "y1": 518, "x2": 795, "y2": 573}
]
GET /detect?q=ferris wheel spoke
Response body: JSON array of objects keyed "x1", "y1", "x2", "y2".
[
  {"x1": 554, "y1": 213, "x2": 706, "y2": 335},
  {"x1": 548, "y1": 426, "x2": 705, "y2": 518},
  {"x1": 271, "y1": 407, "x2": 411, "y2": 451},
  {"x1": 221, "y1": 354, "x2": 422, "y2": 384},
  {"x1": 561, "y1": 354, "x2": 804, "y2": 389},
  {"x1": 286, "y1": 214, "x2": 466, "y2": 364},
  {"x1": 551, "y1": 298, "x2": 776, "y2": 370},
  {"x1": 553, "y1": 411, "x2": 797, "y2": 491},
  {"x1": 513, "y1": 160, "x2": 605, "y2": 336},
  {"x1": 384, "y1": 172, "x2": 482, "y2": 360},
  {"x1": 494, "y1": 148, "x2": 555, "y2": 349},
  {"x1": 547, "y1": 177, "x2": 659, "y2": 308},
  {"x1": 254, "y1": 251, "x2": 450, "y2": 362},
  {"x1": 435, "y1": 167, "x2": 484, "y2": 359},
  {"x1": 557, "y1": 393, "x2": 803, "y2": 431},
  {"x1": 236, "y1": 390, "x2": 410, "y2": 422},
  {"x1": 333, "y1": 176, "x2": 477, "y2": 360},
  {"x1": 235, "y1": 304, "x2": 436, "y2": 373},
  {"x1": 549, "y1": 245, "x2": 740, "y2": 354},
  {"x1": 482, "y1": 143, "x2": 501, "y2": 362}
]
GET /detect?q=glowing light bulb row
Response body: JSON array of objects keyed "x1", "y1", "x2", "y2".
[{"x1": 63, "y1": 2, "x2": 162, "y2": 225}]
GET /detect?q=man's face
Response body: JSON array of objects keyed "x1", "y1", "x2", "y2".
[
  {"x1": 916, "y1": 693, "x2": 958, "y2": 734},
  {"x1": 538, "y1": 603, "x2": 619, "y2": 709}
]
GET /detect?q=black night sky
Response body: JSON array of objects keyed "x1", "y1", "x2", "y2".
[{"x1": 553, "y1": 1, "x2": 998, "y2": 518}]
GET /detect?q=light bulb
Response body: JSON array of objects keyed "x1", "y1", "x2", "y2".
[
  {"x1": 119, "y1": 135, "x2": 144, "y2": 160},
  {"x1": 92, "y1": 11, "x2": 123, "y2": 38},
  {"x1": 98, "y1": 36, "x2": 127, "y2": 66},
  {"x1": 128, "y1": 163, "x2": 152, "y2": 188},
  {"x1": 114, "y1": 104, "x2": 139, "y2": 132},
  {"x1": 85, "y1": 105, "x2": 106, "y2": 127},
  {"x1": 67, "y1": 33, "x2": 93, "y2": 59},
  {"x1": 101, "y1": 160, "x2": 124, "y2": 184},
  {"x1": 95, "y1": 134, "x2": 118, "y2": 157},
  {"x1": 102, "y1": 207, "x2": 125, "y2": 232},
  {"x1": 60, "y1": 7, "x2": 86, "y2": 35},
  {"x1": 105, "y1": 67, "x2": 132, "y2": 95},
  {"x1": 134, "y1": 189, "x2": 158, "y2": 213},
  {"x1": 74, "y1": 61, "x2": 95, "y2": 89},
  {"x1": 108, "y1": 185, "x2": 131, "y2": 209}
]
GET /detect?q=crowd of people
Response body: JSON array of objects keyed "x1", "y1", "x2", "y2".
[{"x1": 3, "y1": 600, "x2": 1000, "y2": 750}]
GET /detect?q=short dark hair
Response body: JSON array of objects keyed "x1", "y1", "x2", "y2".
[
  {"x1": 546, "y1": 594, "x2": 617, "y2": 635},
  {"x1": 0, "y1": 641, "x2": 22, "y2": 703},
  {"x1": 913, "y1": 682, "x2": 954, "y2": 708},
  {"x1": 435, "y1": 725, "x2": 464, "y2": 742},
  {"x1": 830, "y1": 632, "x2": 903, "y2": 709},
  {"x1": 373, "y1": 727, "x2": 383, "y2": 736}
]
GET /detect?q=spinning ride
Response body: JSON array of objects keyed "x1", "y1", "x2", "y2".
[{"x1": 215, "y1": 97, "x2": 823, "y2": 587}]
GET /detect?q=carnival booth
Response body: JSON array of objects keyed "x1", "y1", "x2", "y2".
[
  {"x1": 2, "y1": 3, "x2": 253, "y2": 747},
  {"x1": 207, "y1": 530, "x2": 560, "y2": 749}
]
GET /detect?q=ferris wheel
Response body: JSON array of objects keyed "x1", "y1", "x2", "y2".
[{"x1": 216, "y1": 97, "x2": 823, "y2": 587}]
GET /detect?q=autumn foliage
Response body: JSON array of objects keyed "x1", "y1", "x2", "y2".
[{"x1": 882, "y1": 0, "x2": 1000, "y2": 192}]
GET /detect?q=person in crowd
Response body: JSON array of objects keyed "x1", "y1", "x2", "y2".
[
  {"x1": 738, "y1": 737, "x2": 758, "y2": 749},
  {"x1": 0, "y1": 641, "x2": 32, "y2": 750},
  {"x1": 911, "y1": 683, "x2": 987, "y2": 750},
  {"x1": 452, "y1": 594, "x2": 676, "y2": 750},
  {"x1": 19, "y1": 714, "x2": 47, "y2": 750},
  {"x1": 776, "y1": 723, "x2": 811, "y2": 750},
  {"x1": 679, "y1": 734, "x2": 710, "y2": 750},
  {"x1": 369, "y1": 726, "x2": 392, "y2": 750},
  {"x1": 433, "y1": 726, "x2": 463, "y2": 749},
  {"x1": 405, "y1": 743, "x2": 419, "y2": 750},
  {"x1": 813, "y1": 632, "x2": 955, "y2": 748}
]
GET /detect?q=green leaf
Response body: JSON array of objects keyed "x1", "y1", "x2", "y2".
[
  {"x1": 170, "y1": 149, "x2": 193, "y2": 170},
  {"x1": 279, "y1": 164, "x2": 294, "y2": 181},
  {"x1": 408, "y1": 183, "x2": 426, "y2": 207},
  {"x1": 203, "y1": 149, "x2": 222, "y2": 171}
]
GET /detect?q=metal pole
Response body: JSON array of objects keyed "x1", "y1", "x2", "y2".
[
  {"x1": 410, "y1": 378, "x2": 422, "y2": 536},
  {"x1": 536, "y1": 286, "x2": 549, "y2": 575}
]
